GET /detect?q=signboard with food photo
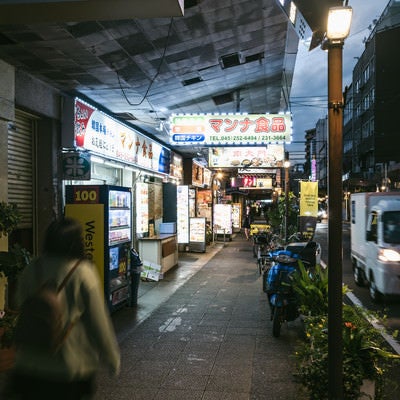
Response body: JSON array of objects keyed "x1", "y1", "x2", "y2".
[{"x1": 208, "y1": 145, "x2": 284, "y2": 168}]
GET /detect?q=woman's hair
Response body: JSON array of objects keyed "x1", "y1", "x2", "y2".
[{"x1": 42, "y1": 217, "x2": 85, "y2": 259}]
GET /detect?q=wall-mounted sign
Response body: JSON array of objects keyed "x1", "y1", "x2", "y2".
[
  {"x1": 169, "y1": 151, "x2": 183, "y2": 180},
  {"x1": 74, "y1": 98, "x2": 170, "y2": 174},
  {"x1": 169, "y1": 113, "x2": 291, "y2": 146},
  {"x1": 192, "y1": 160, "x2": 204, "y2": 187},
  {"x1": 62, "y1": 151, "x2": 91, "y2": 180},
  {"x1": 136, "y1": 182, "x2": 149, "y2": 234},
  {"x1": 209, "y1": 145, "x2": 284, "y2": 168}
]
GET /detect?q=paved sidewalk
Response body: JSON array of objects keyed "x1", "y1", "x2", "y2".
[{"x1": 95, "y1": 234, "x2": 307, "y2": 399}]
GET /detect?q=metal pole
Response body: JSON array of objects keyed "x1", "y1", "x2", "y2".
[
  {"x1": 327, "y1": 41, "x2": 344, "y2": 399},
  {"x1": 285, "y1": 166, "x2": 289, "y2": 243}
]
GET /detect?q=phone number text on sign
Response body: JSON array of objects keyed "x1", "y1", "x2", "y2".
[{"x1": 209, "y1": 134, "x2": 287, "y2": 143}]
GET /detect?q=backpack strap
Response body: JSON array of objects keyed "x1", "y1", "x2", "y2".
[
  {"x1": 53, "y1": 259, "x2": 82, "y2": 352},
  {"x1": 57, "y1": 258, "x2": 82, "y2": 293}
]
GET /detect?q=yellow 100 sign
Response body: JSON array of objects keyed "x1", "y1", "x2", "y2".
[{"x1": 73, "y1": 186, "x2": 100, "y2": 204}]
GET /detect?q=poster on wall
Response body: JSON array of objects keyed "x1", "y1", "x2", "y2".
[
  {"x1": 191, "y1": 161, "x2": 204, "y2": 187},
  {"x1": 197, "y1": 189, "x2": 212, "y2": 222},
  {"x1": 170, "y1": 152, "x2": 183, "y2": 181},
  {"x1": 136, "y1": 182, "x2": 149, "y2": 235},
  {"x1": 177, "y1": 185, "x2": 189, "y2": 243}
]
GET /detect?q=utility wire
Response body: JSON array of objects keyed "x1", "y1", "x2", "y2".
[{"x1": 117, "y1": 18, "x2": 174, "y2": 107}]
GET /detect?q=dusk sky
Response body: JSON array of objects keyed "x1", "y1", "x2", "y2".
[{"x1": 287, "y1": 0, "x2": 389, "y2": 162}]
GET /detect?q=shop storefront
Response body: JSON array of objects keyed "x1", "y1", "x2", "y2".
[{"x1": 60, "y1": 97, "x2": 183, "y2": 305}]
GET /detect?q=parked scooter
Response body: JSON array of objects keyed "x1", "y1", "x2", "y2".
[
  {"x1": 265, "y1": 240, "x2": 321, "y2": 337},
  {"x1": 266, "y1": 250, "x2": 300, "y2": 337}
]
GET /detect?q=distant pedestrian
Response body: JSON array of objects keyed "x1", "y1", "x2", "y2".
[
  {"x1": 4, "y1": 217, "x2": 120, "y2": 400},
  {"x1": 242, "y1": 205, "x2": 254, "y2": 240}
]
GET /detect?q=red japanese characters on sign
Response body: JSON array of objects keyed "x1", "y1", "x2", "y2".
[{"x1": 209, "y1": 116, "x2": 286, "y2": 134}]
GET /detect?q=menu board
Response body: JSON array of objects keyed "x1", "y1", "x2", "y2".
[
  {"x1": 231, "y1": 203, "x2": 241, "y2": 231},
  {"x1": 189, "y1": 217, "x2": 206, "y2": 252},
  {"x1": 177, "y1": 185, "x2": 189, "y2": 243},
  {"x1": 213, "y1": 204, "x2": 232, "y2": 235},
  {"x1": 189, "y1": 218, "x2": 206, "y2": 243}
]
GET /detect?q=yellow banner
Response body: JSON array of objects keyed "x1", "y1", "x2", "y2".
[
  {"x1": 300, "y1": 181, "x2": 318, "y2": 217},
  {"x1": 65, "y1": 204, "x2": 105, "y2": 290}
]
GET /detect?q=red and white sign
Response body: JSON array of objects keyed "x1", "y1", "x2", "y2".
[{"x1": 74, "y1": 98, "x2": 167, "y2": 173}]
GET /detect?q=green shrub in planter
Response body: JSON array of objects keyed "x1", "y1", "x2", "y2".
[
  {"x1": 290, "y1": 262, "x2": 329, "y2": 316},
  {"x1": 294, "y1": 305, "x2": 400, "y2": 399},
  {"x1": 0, "y1": 202, "x2": 20, "y2": 238}
]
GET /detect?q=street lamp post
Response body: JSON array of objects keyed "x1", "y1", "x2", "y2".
[
  {"x1": 324, "y1": 6, "x2": 353, "y2": 400},
  {"x1": 284, "y1": 160, "x2": 290, "y2": 243}
]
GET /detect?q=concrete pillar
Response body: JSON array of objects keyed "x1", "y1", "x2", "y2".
[{"x1": 0, "y1": 60, "x2": 15, "y2": 251}]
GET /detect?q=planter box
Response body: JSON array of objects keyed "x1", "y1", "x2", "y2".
[
  {"x1": 0, "y1": 327, "x2": 16, "y2": 372},
  {"x1": 359, "y1": 379, "x2": 375, "y2": 399},
  {"x1": 0, "y1": 347, "x2": 15, "y2": 372}
]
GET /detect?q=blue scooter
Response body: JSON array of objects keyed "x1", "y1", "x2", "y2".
[{"x1": 266, "y1": 250, "x2": 300, "y2": 338}]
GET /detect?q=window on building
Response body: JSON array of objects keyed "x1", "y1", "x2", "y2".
[
  {"x1": 362, "y1": 121, "x2": 369, "y2": 138},
  {"x1": 369, "y1": 117, "x2": 374, "y2": 135}
]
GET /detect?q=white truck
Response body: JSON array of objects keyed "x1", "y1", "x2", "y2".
[{"x1": 350, "y1": 192, "x2": 400, "y2": 302}]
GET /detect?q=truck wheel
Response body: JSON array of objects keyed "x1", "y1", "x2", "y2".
[
  {"x1": 353, "y1": 266, "x2": 365, "y2": 286},
  {"x1": 369, "y1": 281, "x2": 382, "y2": 303}
]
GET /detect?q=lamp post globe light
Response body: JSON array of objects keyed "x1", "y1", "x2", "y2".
[{"x1": 324, "y1": 5, "x2": 353, "y2": 400}]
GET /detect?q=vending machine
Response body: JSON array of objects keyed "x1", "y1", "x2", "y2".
[{"x1": 65, "y1": 185, "x2": 132, "y2": 312}]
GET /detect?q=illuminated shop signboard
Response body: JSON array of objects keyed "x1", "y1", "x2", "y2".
[
  {"x1": 74, "y1": 98, "x2": 170, "y2": 174},
  {"x1": 169, "y1": 113, "x2": 292, "y2": 146},
  {"x1": 209, "y1": 145, "x2": 284, "y2": 168}
]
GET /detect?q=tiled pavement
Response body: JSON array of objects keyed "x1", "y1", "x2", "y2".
[{"x1": 94, "y1": 235, "x2": 307, "y2": 399}]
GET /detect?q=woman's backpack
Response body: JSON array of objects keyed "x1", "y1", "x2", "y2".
[{"x1": 14, "y1": 259, "x2": 81, "y2": 354}]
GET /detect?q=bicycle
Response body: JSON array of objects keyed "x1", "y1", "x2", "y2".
[
  {"x1": 287, "y1": 232, "x2": 303, "y2": 243},
  {"x1": 253, "y1": 232, "x2": 271, "y2": 274}
]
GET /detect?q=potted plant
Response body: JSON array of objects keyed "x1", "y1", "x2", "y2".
[
  {"x1": 0, "y1": 309, "x2": 19, "y2": 371},
  {"x1": 0, "y1": 202, "x2": 30, "y2": 372},
  {"x1": 0, "y1": 202, "x2": 20, "y2": 239}
]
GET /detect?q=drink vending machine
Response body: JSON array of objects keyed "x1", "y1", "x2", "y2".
[{"x1": 65, "y1": 184, "x2": 132, "y2": 312}]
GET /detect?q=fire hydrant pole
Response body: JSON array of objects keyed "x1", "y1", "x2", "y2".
[{"x1": 327, "y1": 41, "x2": 344, "y2": 399}]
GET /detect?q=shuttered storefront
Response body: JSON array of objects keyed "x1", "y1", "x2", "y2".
[{"x1": 8, "y1": 109, "x2": 36, "y2": 232}]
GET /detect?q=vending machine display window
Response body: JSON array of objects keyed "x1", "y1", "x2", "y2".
[{"x1": 109, "y1": 246, "x2": 119, "y2": 272}]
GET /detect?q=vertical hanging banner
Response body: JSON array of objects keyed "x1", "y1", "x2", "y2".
[{"x1": 299, "y1": 181, "x2": 318, "y2": 240}]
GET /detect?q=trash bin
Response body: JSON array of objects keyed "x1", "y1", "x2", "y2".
[{"x1": 129, "y1": 248, "x2": 143, "y2": 307}]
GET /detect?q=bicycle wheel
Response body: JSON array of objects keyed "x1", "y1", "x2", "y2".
[{"x1": 257, "y1": 257, "x2": 262, "y2": 275}]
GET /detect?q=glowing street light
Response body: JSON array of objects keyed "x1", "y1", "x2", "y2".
[{"x1": 324, "y1": 5, "x2": 352, "y2": 399}]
